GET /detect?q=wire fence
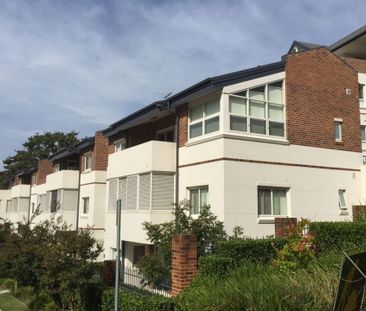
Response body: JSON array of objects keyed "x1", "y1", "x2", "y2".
[{"x1": 121, "y1": 266, "x2": 171, "y2": 297}]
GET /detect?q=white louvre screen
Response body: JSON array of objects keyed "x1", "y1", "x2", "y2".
[
  {"x1": 152, "y1": 174, "x2": 174, "y2": 210},
  {"x1": 139, "y1": 173, "x2": 151, "y2": 210},
  {"x1": 126, "y1": 175, "x2": 138, "y2": 210},
  {"x1": 37, "y1": 194, "x2": 47, "y2": 212},
  {"x1": 118, "y1": 177, "x2": 127, "y2": 210},
  {"x1": 62, "y1": 190, "x2": 77, "y2": 211},
  {"x1": 108, "y1": 178, "x2": 118, "y2": 211},
  {"x1": 11, "y1": 198, "x2": 18, "y2": 213},
  {"x1": 19, "y1": 198, "x2": 30, "y2": 212}
]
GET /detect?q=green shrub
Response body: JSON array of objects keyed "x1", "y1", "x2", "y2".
[
  {"x1": 214, "y1": 237, "x2": 288, "y2": 264},
  {"x1": 199, "y1": 256, "x2": 235, "y2": 278},
  {"x1": 101, "y1": 288, "x2": 174, "y2": 311},
  {"x1": 14, "y1": 285, "x2": 35, "y2": 304},
  {"x1": 309, "y1": 221, "x2": 366, "y2": 253},
  {"x1": 28, "y1": 293, "x2": 57, "y2": 311},
  {"x1": 76, "y1": 278, "x2": 105, "y2": 311},
  {"x1": 0, "y1": 278, "x2": 16, "y2": 292}
]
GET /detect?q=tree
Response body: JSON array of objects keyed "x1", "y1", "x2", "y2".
[
  {"x1": 0, "y1": 131, "x2": 79, "y2": 188},
  {"x1": 138, "y1": 201, "x2": 227, "y2": 284}
]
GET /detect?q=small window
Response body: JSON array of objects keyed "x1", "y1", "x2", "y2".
[
  {"x1": 53, "y1": 163, "x2": 60, "y2": 172},
  {"x1": 67, "y1": 160, "x2": 78, "y2": 170},
  {"x1": 84, "y1": 153, "x2": 92, "y2": 171},
  {"x1": 32, "y1": 174, "x2": 37, "y2": 185},
  {"x1": 115, "y1": 139, "x2": 126, "y2": 152},
  {"x1": 335, "y1": 120, "x2": 342, "y2": 142},
  {"x1": 361, "y1": 126, "x2": 366, "y2": 150},
  {"x1": 189, "y1": 186, "x2": 209, "y2": 214},
  {"x1": 157, "y1": 127, "x2": 175, "y2": 142},
  {"x1": 82, "y1": 197, "x2": 90, "y2": 214},
  {"x1": 359, "y1": 84, "x2": 365, "y2": 108},
  {"x1": 258, "y1": 187, "x2": 288, "y2": 216},
  {"x1": 338, "y1": 190, "x2": 346, "y2": 210},
  {"x1": 31, "y1": 203, "x2": 35, "y2": 214}
]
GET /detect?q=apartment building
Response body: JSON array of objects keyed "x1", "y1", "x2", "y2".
[{"x1": 101, "y1": 25, "x2": 366, "y2": 265}]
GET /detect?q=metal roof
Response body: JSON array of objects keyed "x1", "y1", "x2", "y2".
[
  {"x1": 48, "y1": 137, "x2": 95, "y2": 162},
  {"x1": 330, "y1": 25, "x2": 366, "y2": 52}
]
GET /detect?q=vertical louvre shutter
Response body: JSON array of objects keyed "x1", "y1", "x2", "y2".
[
  {"x1": 126, "y1": 175, "x2": 137, "y2": 210},
  {"x1": 108, "y1": 178, "x2": 118, "y2": 211},
  {"x1": 62, "y1": 190, "x2": 78, "y2": 211},
  {"x1": 118, "y1": 178, "x2": 127, "y2": 210},
  {"x1": 139, "y1": 173, "x2": 151, "y2": 210},
  {"x1": 152, "y1": 174, "x2": 174, "y2": 210}
]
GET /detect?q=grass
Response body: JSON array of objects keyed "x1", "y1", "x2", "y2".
[{"x1": 0, "y1": 294, "x2": 29, "y2": 311}]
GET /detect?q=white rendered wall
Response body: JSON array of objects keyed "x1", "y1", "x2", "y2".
[
  {"x1": 46, "y1": 170, "x2": 79, "y2": 191},
  {"x1": 0, "y1": 190, "x2": 11, "y2": 220}
]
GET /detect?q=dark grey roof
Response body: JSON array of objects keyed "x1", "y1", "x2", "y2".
[
  {"x1": 287, "y1": 40, "x2": 325, "y2": 54},
  {"x1": 103, "y1": 60, "x2": 285, "y2": 137},
  {"x1": 330, "y1": 25, "x2": 366, "y2": 52},
  {"x1": 15, "y1": 165, "x2": 37, "y2": 177},
  {"x1": 48, "y1": 137, "x2": 94, "y2": 162}
]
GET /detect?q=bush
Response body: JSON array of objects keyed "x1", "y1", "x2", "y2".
[
  {"x1": 77, "y1": 278, "x2": 105, "y2": 311},
  {"x1": 0, "y1": 278, "x2": 16, "y2": 292},
  {"x1": 28, "y1": 293, "x2": 57, "y2": 311},
  {"x1": 214, "y1": 237, "x2": 288, "y2": 264},
  {"x1": 199, "y1": 256, "x2": 235, "y2": 278},
  {"x1": 309, "y1": 221, "x2": 366, "y2": 253},
  {"x1": 101, "y1": 288, "x2": 174, "y2": 311}
]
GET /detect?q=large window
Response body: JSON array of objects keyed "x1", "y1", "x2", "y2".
[
  {"x1": 360, "y1": 84, "x2": 365, "y2": 108},
  {"x1": 258, "y1": 187, "x2": 287, "y2": 216},
  {"x1": 189, "y1": 98, "x2": 220, "y2": 139},
  {"x1": 229, "y1": 81, "x2": 284, "y2": 137},
  {"x1": 189, "y1": 186, "x2": 209, "y2": 214}
]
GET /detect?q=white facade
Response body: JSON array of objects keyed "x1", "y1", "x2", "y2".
[{"x1": 0, "y1": 190, "x2": 11, "y2": 220}]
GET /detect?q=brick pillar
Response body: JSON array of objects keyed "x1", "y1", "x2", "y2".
[
  {"x1": 178, "y1": 104, "x2": 188, "y2": 147},
  {"x1": 171, "y1": 234, "x2": 197, "y2": 297},
  {"x1": 352, "y1": 205, "x2": 366, "y2": 221},
  {"x1": 92, "y1": 131, "x2": 109, "y2": 171},
  {"x1": 37, "y1": 159, "x2": 53, "y2": 185},
  {"x1": 102, "y1": 260, "x2": 116, "y2": 286},
  {"x1": 275, "y1": 217, "x2": 297, "y2": 238}
]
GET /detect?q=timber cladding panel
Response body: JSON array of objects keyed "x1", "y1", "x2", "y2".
[{"x1": 285, "y1": 48, "x2": 361, "y2": 152}]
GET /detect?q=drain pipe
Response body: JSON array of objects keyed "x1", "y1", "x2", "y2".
[
  {"x1": 175, "y1": 112, "x2": 179, "y2": 206},
  {"x1": 75, "y1": 165, "x2": 81, "y2": 231}
]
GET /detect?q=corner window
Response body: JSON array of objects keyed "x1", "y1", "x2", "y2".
[
  {"x1": 229, "y1": 81, "x2": 284, "y2": 138},
  {"x1": 84, "y1": 153, "x2": 92, "y2": 171},
  {"x1": 361, "y1": 126, "x2": 366, "y2": 150},
  {"x1": 189, "y1": 98, "x2": 220, "y2": 139},
  {"x1": 359, "y1": 84, "x2": 365, "y2": 108},
  {"x1": 189, "y1": 186, "x2": 209, "y2": 214},
  {"x1": 258, "y1": 187, "x2": 287, "y2": 216},
  {"x1": 335, "y1": 119, "x2": 342, "y2": 142},
  {"x1": 338, "y1": 190, "x2": 346, "y2": 210},
  {"x1": 115, "y1": 138, "x2": 126, "y2": 152},
  {"x1": 82, "y1": 197, "x2": 90, "y2": 214}
]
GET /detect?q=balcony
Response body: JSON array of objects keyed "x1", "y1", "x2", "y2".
[
  {"x1": 107, "y1": 140, "x2": 176, "y2": 179},
  {"x1": 11, "y1": 184, "x2": 31, "y2": 198},
  {"x1": 46, "y1": 170, "x2": 79, "y2": 191}
]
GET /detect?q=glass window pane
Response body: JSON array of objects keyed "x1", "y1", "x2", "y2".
[
  {"x1": 190, "y1": 189, "x2": 199, "y2": 214},
  {"x1": 205, "y1": 116, "x2": 219, "y2": 134},
  {"x1": 230, "y1": 116, "x2": 247, "y2": 132},
  {"x1": 338, "y1": 190, "x2": 346, "y2": 209},
  {"x1": 269, "y1": 121, "x2": 284, "y2": 137},
  {"x1": 258, "y1": 189, "x2": 271, "y2": 215},
  {"x1": 360, "y1": 84, "x2": 364, "y2": 100},
  {"x1": 190, "y1": 105, "x2": 203, "y2": 122},
  {"x1": 205, "y1": 99, "x2": 220, "y2": 116},
  {"x1": 229, "y1": 96, "x2": 246, "y2": 115},
  {"x1": 234, "y1": 90, "x2": 247, "y2": 97},
  {"x1": 249, "y1": 86, "x2": 265, "y2": 101},
  {"x1": 200, "y1": 187, "x2": 209, "y2": 206},
  {"x1": 250, "y1": 119, "x2": 266, "y2": 134},
  {"x1": 273, "y1": 190, "x2": 287, "y2": 215},
  {"x1": 268, "y1": 81, "x2": 283, "y2": 104},
  {"x1": 190, "y1": 122, "x2": 203, "y2": 138},
  {"x1": 361, "y1": 127, "x2": 366, "y2": 141},
  {"x1": 335, "y1": 122, "x2": 341, "y2": 140},
  {"x1": 268, "y1": 104, "x2": 283, "y2": 122},
  {"x1": 250, "y1": 100, "x2": 265, "y2": 118}
]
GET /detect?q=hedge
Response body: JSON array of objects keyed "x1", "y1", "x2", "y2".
[
  {"x1": 199, "y1": 256, "x2": 235, "y2": 278},
  {"x1": 213, "y1": 237, "x2": 288, "y2": 264},
  {"x1": 309, "y1": 221, "x2": 366, "y2": 253},
  {"x1": 102, "y1": 288, "x2": 174, "y2": 311}
]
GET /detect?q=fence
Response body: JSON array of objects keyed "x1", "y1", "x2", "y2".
[{"x1": 121, "y1": 266, "x2": 171, "y2": 297}]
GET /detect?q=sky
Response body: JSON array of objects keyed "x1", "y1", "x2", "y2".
[{"x1": 0, "y1": 0, "x2": 365, "y2": 169}]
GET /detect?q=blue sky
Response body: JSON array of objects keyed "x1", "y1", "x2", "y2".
[{"x1": 0, "y1": 0, "x2": 365, "y2": 169}]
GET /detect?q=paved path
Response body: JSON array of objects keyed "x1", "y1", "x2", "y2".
[{"x1": 0, "y1": 291, "x2": 9, "y2": 295}]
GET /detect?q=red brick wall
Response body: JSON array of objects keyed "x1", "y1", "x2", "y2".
[
  {"x1": 286, "y1": 48, "x2": 361, "y2": 152},
  {"x1": 178, "y1": 104, "x2": 188, "y2": 147},
  {"x1": 352, "y1": 205, "x2": 366, "y2": 221},
  {"x1": 342, "y1": 57, "x2": 366, "y2": 74},
  {"x1": 171, "y1": 234, "x2": 197, "y2": 297},
  {"x1": 37, "y1": 160, "x2": 53, "y2": 185},
  {"x1": 92, "y1": 132, "x2": 109, "y2": 171},
  {"x1": 274, "y1": 217, "x2": 297, "y2": 238}
]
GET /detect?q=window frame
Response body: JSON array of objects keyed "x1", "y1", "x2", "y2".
[
  {"x1": 334, "y1": 118, "x2": 343, "y2": 142},
  {"x1": 359, "y1": 84, "x2": 365, "y2": 108},
  {"x1": 84, "y1": 152, "x2": 92, "y2": 171},
  {"x1": 115, "y1": 138, "x2": 126, "y2": 152},
  {"x1": 257, "y1": 187, "x2": 288, "y2": 217},
  {"x1": 188, "y1": 98, "x2": 220, "y2": 140},
  {"x1": 361, "y1": 126, "x2": 366, "y2": 150},
  {"x1": 53, "y1": 163, "x2": 60, "y2": 173},
  {"x1": 338, "y1": 189, "x2": 347, "y2": 210},
  {"x1": 228, "y1": 81, "x2": 285, "y2": 138},
  {"x1": 188, "y1": 186, "x2": 209, "y2": 215},
  {"x1": 82, "y1": 197, "x2": 90, "y2": 214},
  {"x1": 156, "y1": 126, "x2": 175, "y2": 142}
]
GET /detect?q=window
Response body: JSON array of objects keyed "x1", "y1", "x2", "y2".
[
  {"x1": 335, "y1": 120, "x2": 342, "y2": 142},
  {"x1": 115, "y1": 138, "x2": 126, "y2": 152},
  {"x1": 50, "y1": 190, "x2": 61, "y2": 212},
  {"x1": 6, "y1": 200, "x2": 11, "y2": 213},
  {"x1": 157, "y1": 127, "x2": 175, "y2": 142},
  {"x1": 53, "y1": 163, "x2": 60, "y2": 172},
  {"x1": 84, "y1": 153, "x2": 92, "y2": 171},
  {"x1": 338, "y1": 190, "x2": 346, "y2": 210},
  {"x1": 229, "y1": 81, "x2": 284, "y2": 137},
  {"x1": 66, "y1": 160, "x2": 78, "y2": 170},
  {"x1": 359, "y1": 84, "x2": 365, "y2": 108},
  {"x1": 31, "y1": 203, "x2": 35, "y2": 214},
  {"x1": 133, "y1": 245, "x2": 145, "y2": 265},
  {"x1": 361, "y1": 126, "x2": 366, "y2": 150},
  {"x1": 258, "y1": 187, "x2": 288, "y2": 216},
  {"x1": 189, "y1": 98, "x2": 220, "y2": 139},
  {"x1": 32, "y1": 173, "x2": 37, "y2": 185},
  {"x1": 82, "y1": 197, "x2": 90, "y2": 214},
  {"x1": 189, "y1": 186, "x2": 209, "y2": 214}
]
